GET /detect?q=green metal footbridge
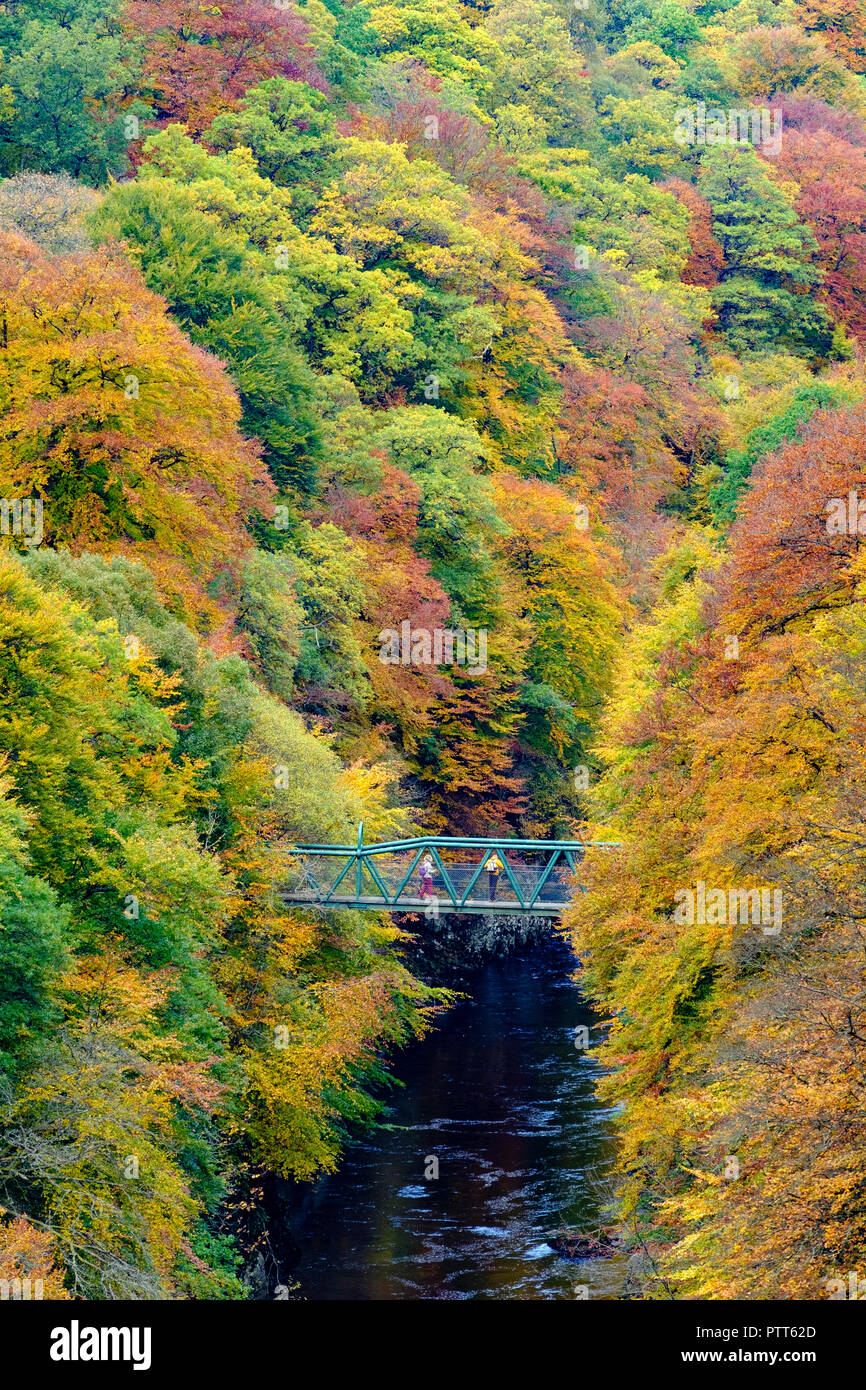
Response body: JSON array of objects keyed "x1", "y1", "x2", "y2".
[{"x1": 281, "y1": 825, "x2": 620, "y2": 917}]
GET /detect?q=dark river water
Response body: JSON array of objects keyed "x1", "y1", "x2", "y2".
[{"x1": 283, "y1": 932, "x2": 625, "y2": 1300}]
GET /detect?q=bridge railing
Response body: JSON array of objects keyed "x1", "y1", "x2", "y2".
[{"x1": 281, "y1": 829, "x2": 621, "y2": 915}]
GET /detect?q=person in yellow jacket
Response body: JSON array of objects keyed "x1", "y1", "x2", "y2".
[{"x1": 485, "y1": 853, "x2": 503, "y2": 901}]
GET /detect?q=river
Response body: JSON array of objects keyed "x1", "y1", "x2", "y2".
[{"x1": 278, "y1": 930, "x2": 625, "y2": 1300}]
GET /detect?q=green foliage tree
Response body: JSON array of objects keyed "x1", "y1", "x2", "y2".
[
  {"x1": 484, "y1": 0, "x2": 593, "y2": 142},
  {"x1": 370, "y1": 407, "x2": 504, "y2": 622},
  {"x1": 0, "y1": 786, "x2": 68, "y2": 1074},
  {"x1": 236, "y1": 550, "x2": 303, "y2": 701},
  {"x1": 91, "y1": 176, "x2": 323, "y2": 495},
  {"x1": 208, "y1": 78, "x2": 339, "y2": 221},
  {"x1": 710, "y1": 381, "x2": 848, "y2": 524},
  {"x1": 699, "y1": 145, "x2": 836, "y2": 357},
  {"x1": 0, "y1": 7, "x2": 145, "y2": 182}
]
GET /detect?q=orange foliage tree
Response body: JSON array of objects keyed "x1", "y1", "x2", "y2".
[{"x1": 0, "y1": 231, "x2": 272, "y2": 628}]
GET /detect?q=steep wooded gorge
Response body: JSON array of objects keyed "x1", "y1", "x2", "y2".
[{"x1": 0, "y1": 0, "x2": 864, "y2": 1300}]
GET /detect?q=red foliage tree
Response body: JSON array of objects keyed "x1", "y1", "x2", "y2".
[
  {"x1": 124, "y1": 0, "x2": 325, "y2": 134},
  {"x1": 773, "y1": 125, "x2": 866, "y2": 342},
  {"x1": 663, "y1": 178, "x2": 725, "y2": 289},
  {"x1": 720, "y1": 400, "x2": 866, "y2": 637},
  {"x1": 778, "y1": 95, "x2": 866, "y2": 144}
]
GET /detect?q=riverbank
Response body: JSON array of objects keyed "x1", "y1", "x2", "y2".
[{"x1": 398, "y1": 909, "x2": 559, "y2": 984}]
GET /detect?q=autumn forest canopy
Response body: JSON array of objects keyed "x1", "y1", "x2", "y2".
[{"x1": 0, "y1": 0, "x2": 865, "y2": 1302}]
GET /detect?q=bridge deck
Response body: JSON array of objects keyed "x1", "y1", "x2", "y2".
[{"x1": 295, "y1": 895, "x2": 572, "y2": 916}]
